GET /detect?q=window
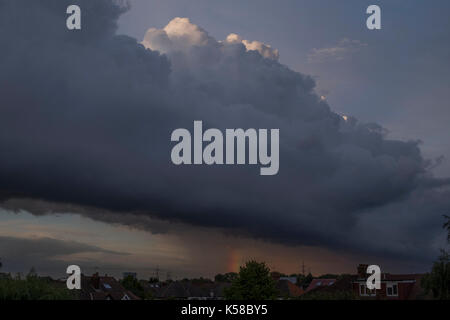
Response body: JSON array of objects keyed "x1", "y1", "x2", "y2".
[
  {"x1": 386, "y1": 283, "x2": 398, "y2": 296},
  {"x1": 103, "y1": 283, "x2": 112, "y2": 289},
  {"x1": 359, "y1": 284, "x2": 365, "y2": 296},
  {"x1": 359, "y1": 283, "x2": 376, "y2": 296},
  {"x1": 367, "y1": 288, "x2": 376, "y2": 296}
]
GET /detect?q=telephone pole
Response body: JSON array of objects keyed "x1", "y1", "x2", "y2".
[{"x1": 154, "y1": 266, "x2": 160, "y2": 281}]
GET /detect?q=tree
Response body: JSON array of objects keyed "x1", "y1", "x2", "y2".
[
  {"x1": 298, "y1": 273, "x2": 313, "y2": 289},
  {"x1": 27, "y1": 267, "x2": 37, "y2": 278},
  {"x1": 444, "y1": 215, "x2": 450, "y2": 243},
  {"x1": 148, "y1": 277, "x2": 159, "y2": 284},
  {"x1": 224, "y1": 260, "x2": 277, "y2": 300},
  {"x1": 422, "y1": 250, "x2": 450, "y2": 300},
  {"x1": 0, "y1": 273, "x2": 75, "y2": 300},
  {"x1": 120, "y1": 275, "x2": 147, "y2": 299}
]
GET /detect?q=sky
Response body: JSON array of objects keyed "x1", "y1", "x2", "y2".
[
  {"x1": 119, "y1": 0, "x2": 450, "y2": 176},
  {"x1": 0, "y1": 0, "x2": 449, "y2": 280}
]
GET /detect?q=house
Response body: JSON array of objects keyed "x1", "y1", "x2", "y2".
[
  {"x1": 79, "y1": 273, "x2": 140, "y2": 300},
  {"x1": 279, "y1": 276, "x2": 298, "y2": 284},
  {"x1": 140, "y1": 279, "x2": 161, "y2": 298},
  {"x1": 352, "y1": 264, "x2": 425, "y2": 300},
  {"x1": 277, "y1": 279, "x2": 304, "y2": 298},
  {"x1": 299, "y1": 275, "x2": 356, "y2": 299},
  {"x1": 304, "y1": 278, "x2": 337, "y2": 293},
  {"x1": 156, "y1": 280, "x2": 230, "y2": 300}
]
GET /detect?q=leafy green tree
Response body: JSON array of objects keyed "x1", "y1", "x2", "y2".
[
  {"x1": 0, "y1": 273, "x2": 75, "y2": 300},
  {"x1": 120, "y1": 275, "x2": 148, "y2": 299},
  {"x1": 224, "y1": 260, "x2": 277, "y2": 300},
  {"x1": 422, "y1": 250, "x2": 450, "y2": 300}
]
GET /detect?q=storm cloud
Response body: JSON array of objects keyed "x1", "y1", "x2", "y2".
[
  {"x1": 0, "y1": 235, "x2": 126, "y2": 275},
  {"x1": 0, "y1": 0, "x2": 448, "y2": 263}
]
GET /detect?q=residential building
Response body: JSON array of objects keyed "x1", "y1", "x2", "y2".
[
  {"x1": 277, "y1": 279, "x2": 304, "y2": 298},
  {"x1": 79, "y1": 273, "x2": 140, "y2": 300},
  {"x1": 304, "y1": 278, "x2": 337, "y2": 293},
  {"x1": 352, "y1": 264, "x2": 426, "y2": 300}
]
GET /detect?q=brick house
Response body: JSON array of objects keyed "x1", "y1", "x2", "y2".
[
  {"x1": 79, "y1": 273, "x2": 141, "y2": 300},
  {"x1": 352, "y1": 264, "x2": 425, "y2": 300},
  {"x1": 277, "y1": 279, "x2": 304, "y2": 298}
]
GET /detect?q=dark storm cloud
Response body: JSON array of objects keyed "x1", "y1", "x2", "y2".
[
  {"x1": 0, "y1": 1, "x2": 448, "y2": 262},
  {"x1": 0, "y1": 235, "x2": 126, "y2": 275}
]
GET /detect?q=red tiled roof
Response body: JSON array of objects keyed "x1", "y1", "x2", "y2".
[
  {"x1": 354, "y1": 273, "x2": 424, "y2": 282},
  {"x1": 305, "y1": 279, "x2": 337, "y2": 293},
  {"x1": 283, "y1": 280, "x2": 304, "y2": 297},
  {"x1": 381, "y1": 274, "x2": 423, "y2": 281}
]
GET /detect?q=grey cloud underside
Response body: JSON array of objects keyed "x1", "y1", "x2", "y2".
[
  {"x1": 0, "y1": 235, "x2": 126, "y2": 274},
  {"x1": 0, "y1": 0, "x2": 448, "y2": 262},
  {"x1": 0, "y1": 235, "x2": 125, "y2": 257}
]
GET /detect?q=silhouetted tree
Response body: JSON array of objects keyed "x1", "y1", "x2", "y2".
[
  {"x1": 224, "y1": 260, "x2": 277, "y2": 300},
  {"x1": 0, "y1": 273, "x2": 75, "y2": 300},
  {"x1": 148, "y1": 277, "x2": 159, "y2": 283},
  {"x1": 422, "y1": 250, "x2": 450, "y2": 300},
  {"x1": 298, "y1": 273, "x2": 313, "y2": 289},
  {"x1": 444, "y1": 215, "x2": 450, "y2": 243},
  {"x1": 121, "y1": 275, "x2": 148, "y2": 299}
]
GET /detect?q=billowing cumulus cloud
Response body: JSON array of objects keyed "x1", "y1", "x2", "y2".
[
  {"x1": 0, "y1": 0, "x2": 448, "y2": 265},
  {"x1": 142, "y1": 17, "x2": 216, "y2": 53},
  {"x1": 225, "y1": 33, "x2": 279, "y2": 60},
  {"x1": 142, "y1": 18, "x2": 279, "y2": 60}
]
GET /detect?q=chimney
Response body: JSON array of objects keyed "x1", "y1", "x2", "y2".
[
  {"x1": 357, "y1": 264, "x2": 368, "y2": 278},
  {"x1": 91, "y1": 272, "x2": 100, "y2": 289}
]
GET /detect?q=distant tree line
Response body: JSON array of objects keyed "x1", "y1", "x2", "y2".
[{"x1": 0, "y1": 268, "x2": 75, "y2": 300}]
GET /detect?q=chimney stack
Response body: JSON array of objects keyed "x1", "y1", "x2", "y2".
[{"x1": 91, "y1": 272, "x2": 100, "y2": 289}]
